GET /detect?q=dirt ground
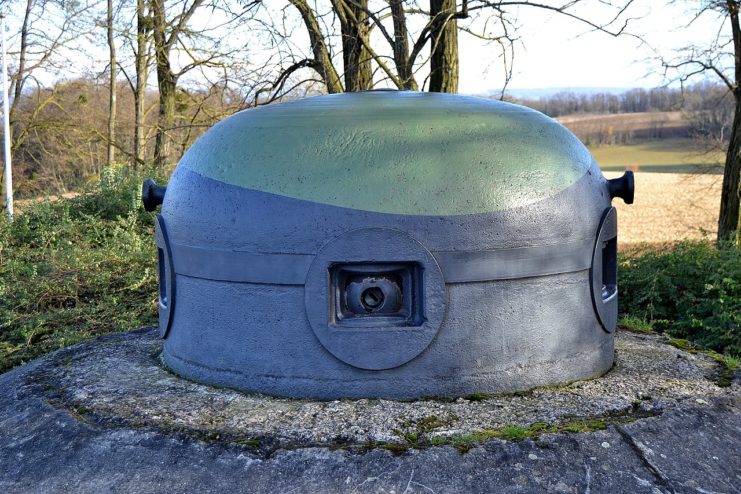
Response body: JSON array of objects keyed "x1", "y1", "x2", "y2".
[
  {"x1": 604, "y1": 171, "x2": 722, "y2": 245},
  {"x1": 10, "y1": 192, "x2": 80, "y2": 210}
]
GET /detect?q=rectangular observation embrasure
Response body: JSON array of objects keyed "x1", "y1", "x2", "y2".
[{"x1": 328, "y1": 262, "x2": 424, "y2": 328}]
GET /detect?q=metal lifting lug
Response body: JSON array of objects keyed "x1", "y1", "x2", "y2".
[
  {"x1": 608, "y1": 171, "x2": 634, "y2": 204},
  {"x1": 142, "y1": 178, "x2": 167, "y2": 212}
]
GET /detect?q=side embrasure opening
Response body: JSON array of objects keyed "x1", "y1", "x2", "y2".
[{"x1": 591, "y1": 207, "x2": 618, "y2": 333}]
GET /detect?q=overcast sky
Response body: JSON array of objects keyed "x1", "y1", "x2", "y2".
[
  {"x1": 457, "y1": 0, "x2": 725, "y2": 95},
  {"x1": 1, "y1": 1, "x2": 727, "y2": 97}
]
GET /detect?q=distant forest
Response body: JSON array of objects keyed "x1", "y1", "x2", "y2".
[
  {"x1": 509, "y1": 82, "x2": 734, "y2": 147},
  {"x1": 510, "y1": 82, "x2": 731, "y2": 118}
]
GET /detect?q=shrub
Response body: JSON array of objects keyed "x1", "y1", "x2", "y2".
[
  {"x1": 619, "y1": 240, "x2": 741, "y2": 355},
  {"x1": 0, "y1": 166, "x2": 162, "y2": 373}
]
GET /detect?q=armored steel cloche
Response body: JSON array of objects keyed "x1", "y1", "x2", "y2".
[{"x1": 144, "y1": 91, "x2": 633, "y2": 400}]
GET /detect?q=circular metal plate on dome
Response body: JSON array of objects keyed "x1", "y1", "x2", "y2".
[{"x1": 304, "y1": 228, "x2": 446, "y2": 370}]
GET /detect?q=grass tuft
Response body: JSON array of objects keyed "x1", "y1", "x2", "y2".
[{"x1": 617, "y1": 316, "x2": 654, "y2": 334}]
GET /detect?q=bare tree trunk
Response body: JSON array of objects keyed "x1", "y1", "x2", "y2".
[
  {"x1": 151, "y1": 0, "x2": 176, "y2": 168},
  {"x1": 153, "y1": 78, "x2": 175, "y2": 169},
  {"x1": 429, "y1": 0, "x2": 458, "y2": 93},
  {"x1": 718, "y1": 0, "x2": 741, "y2": 244},
  {"x1": 718, "y1": 96, "x2": 741, "y2": 243},
  {"x1": 9, "y1": 0, "x2": 33, "y2": 135},
  {"x1": 336, "y1": 0, "x2": 372, "y2": 91},
  {"x1": 153, "y1": 73, "x2": 175, "y2": 169},
  {"x1": 389, "y1": 0, "x2": 418, "y2": 90},
  {"x1": 106, "y1": 0, "x2": 117, "y2": 167},
  {"x1": 134, "y1": 0, "x2": 148, "y2": 168},
  {"x1": 149, "y1": 0, "x2": 211, "y2": 168},
  {"x1": 289, "y1": 0, "x2": 343, "y2": 93}
]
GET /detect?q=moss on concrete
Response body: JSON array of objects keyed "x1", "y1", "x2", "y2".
[
  {"x1": 668, "y1": 338, "x2": 739, "y2": 387},
  {"x1": 379, "y1": 404, "x2": 658, "y2": 454}
]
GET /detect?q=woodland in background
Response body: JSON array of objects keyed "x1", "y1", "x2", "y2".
[
  {"x1": 11, "y1": 78, "x2": 253, "y2": 196},
  {"x1": 9, "y1": 78, "x2": 732, "y2": 197},
  {"x1": 515, "y1": 82, "x2": 733, "y2": 147},
  {"x1": 0, "y1": 0, "x2": 739, "y2": 241}
]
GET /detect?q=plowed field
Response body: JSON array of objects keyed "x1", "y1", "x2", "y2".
[{"x1": 604, "y1": 171, "x2": 722, "y2": 245}]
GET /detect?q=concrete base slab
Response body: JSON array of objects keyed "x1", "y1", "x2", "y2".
[{"x1": 1, "y1": 329, "x2": 739, "y2": 493}]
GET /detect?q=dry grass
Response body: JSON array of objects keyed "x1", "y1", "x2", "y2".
[{"x1": 604, "y1": 171, "x2": 721, "y2": 246}]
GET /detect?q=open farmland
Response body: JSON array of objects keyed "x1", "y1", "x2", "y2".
[
  {"x1": 555, "y1": 111, "x2": 725, "y2": 172},
  {"x1": 590, "y1": 138, "x2": 724, "y2": 172},
  {"x1": 604, "y1": 171, "x2": 722, "y2": 245},
  {"x1": 557, "y1": 111, "x2": 689, "y2": 145},
  {"x1": 556, "y1": 112, "x2": 725, "y2": 244},
  {"x1": 558, "y1": 111, "x2": 687, "y2": 134}
]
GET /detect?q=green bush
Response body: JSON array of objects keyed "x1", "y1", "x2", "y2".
[
  {"x1": 619, "y1": 240, "x2": 741, "y2": 355},
  {"x1": 0, "y1": 165, "x2": 162, "y2": 373}
]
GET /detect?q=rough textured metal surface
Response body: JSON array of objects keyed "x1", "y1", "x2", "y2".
[
  {"x1": 163, "y1": 165, "x2": 609, "y2": 253},
  {"x1": 159, "y1": 168, "x2": 613, "y2": 399},
  {"x1": 179, "y1": 91, "x2": 594, "y2": 215},
  {"x1": 163, "y1": 268, "x2": 614, "y2": 399},
  {"x1": 0, "y1": 329, "x2": 739, "y2": 493},
  {"x1": 155, "y1": 91, "x2": 621, "y2": 399},
  {"x1": 166, "y1": 232, "x2": 596, "y2": 284}
]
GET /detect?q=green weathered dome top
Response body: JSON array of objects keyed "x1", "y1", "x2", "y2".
[{"x1": 179, "y1": 91, "x2": 596, "y2": 215}]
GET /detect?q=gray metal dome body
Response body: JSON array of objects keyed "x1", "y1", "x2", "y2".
[{"x1": 148, "y1": 91, "x2": 632, "y2": 400}]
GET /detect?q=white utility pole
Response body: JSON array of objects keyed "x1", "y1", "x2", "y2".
[{"x1": 1, "y1": 13, "x2": 12, "y2": 218}]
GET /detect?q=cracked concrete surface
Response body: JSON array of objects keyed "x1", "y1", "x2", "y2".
[{"x1": 0, "y1": 328, "x2": 739, "y2": 493}]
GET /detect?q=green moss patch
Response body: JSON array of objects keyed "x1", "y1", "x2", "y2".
[{"x1": 384, "y1": 408, "x2": 657, "y2": 454}]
